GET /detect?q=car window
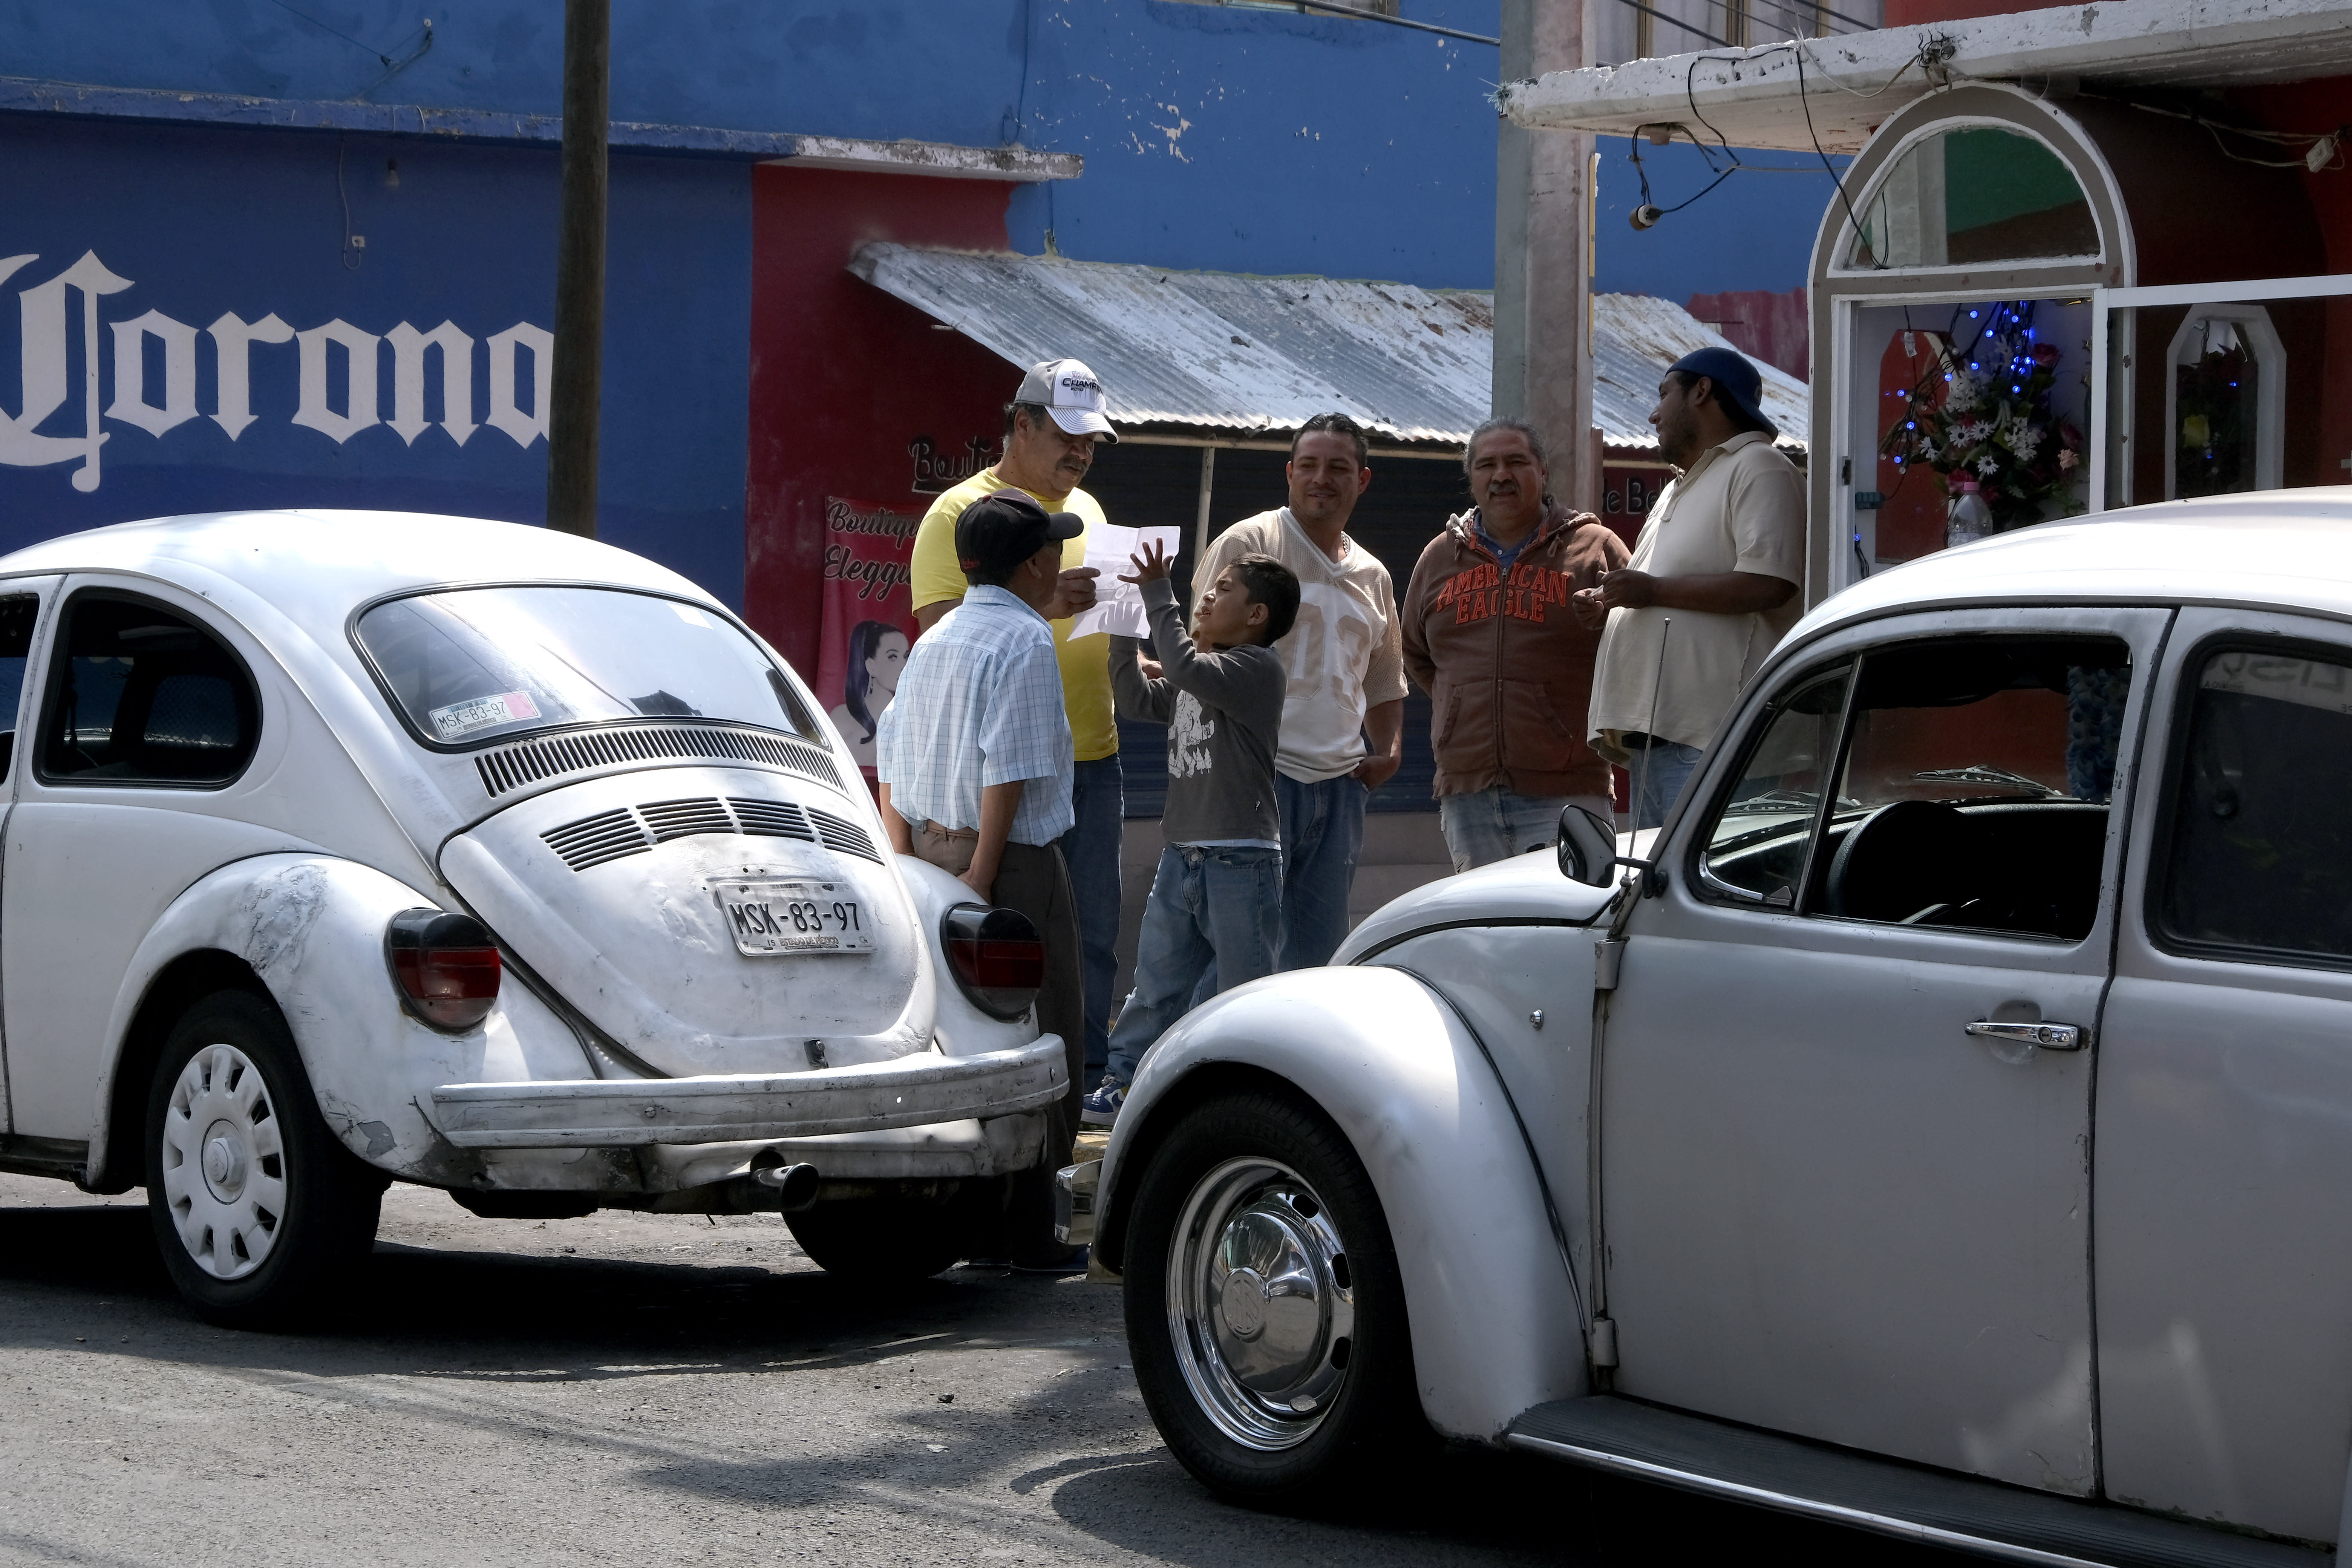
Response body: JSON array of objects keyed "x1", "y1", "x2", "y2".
[
  {"x1": 1698, "y1": 662, "x2": 1852, "y2": 906},
  {"x1": 39, "y1": 594, "x2": 260, "y2": 786},
  {"x1": 354, "y1": 586, "x2": 822, "y2": 750},
  {"x1": 2158, "y1": 645, "x2": 2352, "y2": 966},
  {"x1": 0, "y1": 596, "x2": 40, "y2": 778},
  {"x1": 1697, "y1": 635, "x2": 2130, "y2": 941}
]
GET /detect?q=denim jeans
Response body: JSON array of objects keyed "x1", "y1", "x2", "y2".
[
  {"x1": 1630, "y1": 740, "x2": 1706, "y2": 830},
  {"x1": 1439, "y1": 788, "x2": 1614, "y2": 874},
  {"x1": 1054, "y1": 754, "x2": 1123, "y2": 1077},
  {"x1": 1275, "y1": 771, "x2": 1366, "y2": 971},
  {"x1": 1103, "y1": 844, "x2": 1283, "y2": 1088}
]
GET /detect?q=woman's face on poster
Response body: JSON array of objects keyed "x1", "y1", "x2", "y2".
[{"x1": 866, "y1": 630, "x2": 909, "y2": 699}]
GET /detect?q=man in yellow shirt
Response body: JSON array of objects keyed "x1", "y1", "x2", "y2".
[{"x1": 911, "y1": 358, "x2": 1121, "y2": 1093}]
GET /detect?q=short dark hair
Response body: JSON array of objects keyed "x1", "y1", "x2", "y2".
[
  {"x1": 1291, "y1": 411, "x2": 1368, "y2": 467},
  {"x1": 1666, "y1": 370, "x2": 1769, "y2": 436},
  {"x1": 1003, "y1": 400, "x2": 1049, "y2": 437},
  {"x1": 1222, "y1": 552, "x2": 1300, "y2": 645},
  {"x1": 1463, "y1": 417, "x2": 1550, "y2": 477}
]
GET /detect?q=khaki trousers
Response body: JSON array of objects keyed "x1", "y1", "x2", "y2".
[{"x1": 910, "y1": 825, "x2": 1086, "y2": 1164}]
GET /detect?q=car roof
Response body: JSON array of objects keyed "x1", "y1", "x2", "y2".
[
  {"x1": 0, "y1": 509, "x2": 716, "y2": 620},
  {"x1": 1792, "y1": 487, "x2": 2352, "y2": 646}
]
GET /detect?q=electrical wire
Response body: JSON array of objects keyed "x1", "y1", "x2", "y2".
[
  {"x1": 335, "y1": 135, "x2": 363, "y2": 271},
  {"x1": 1793, "y1": 42, "x2": 1873, "y2": 265},
  {"x1": 2080, "y1": 90, "x2": 2347, "y2": 172}
]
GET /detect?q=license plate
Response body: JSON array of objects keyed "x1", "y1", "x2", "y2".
[{"x1": 713, "y1": 879, "x2": 873, "y2": 956}]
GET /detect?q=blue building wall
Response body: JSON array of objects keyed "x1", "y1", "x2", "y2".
[{"x1": 3, "y1": 1, "x2": 1509, "y2": 291}]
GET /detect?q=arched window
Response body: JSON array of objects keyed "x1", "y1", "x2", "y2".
[{"x1": 1845, "y1": 126, "x2": 2099, "y2": 271}]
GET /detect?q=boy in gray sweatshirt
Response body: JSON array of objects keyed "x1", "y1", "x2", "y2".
[{"x1": 1081, "y1": 539, "x2": 1297, "y2": 1127}]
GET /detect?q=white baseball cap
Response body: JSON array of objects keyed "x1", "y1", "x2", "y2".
[{"x1": 1016, "y1": 357, "x2": 1118, "y2": 442}]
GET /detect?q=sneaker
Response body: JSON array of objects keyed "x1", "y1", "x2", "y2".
[{"x1": 1079, "y1": 1082, "x2": 1126, "y2": 1128}]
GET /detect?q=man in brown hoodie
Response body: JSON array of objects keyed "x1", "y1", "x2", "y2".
[{"x1": 1401, "y1": 419, "x2": 1630, "y2": 871}]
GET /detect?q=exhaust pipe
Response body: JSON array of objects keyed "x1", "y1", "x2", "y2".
[{"x1": 751, "y1": 1156, "x2": 820, "y2": 1212}]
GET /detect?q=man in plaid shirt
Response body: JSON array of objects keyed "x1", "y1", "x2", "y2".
[{"x1": 876, "y1": 489, "x2": 1090, "y2": 1269}]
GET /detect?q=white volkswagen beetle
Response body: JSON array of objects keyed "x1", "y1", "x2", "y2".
[
  {"x1": 0, "y1": 510, "x2": 1070, "y2": 1326},
  {"x1": 1081, "y1": 490, "x2": 2352, "y2": 1566}
]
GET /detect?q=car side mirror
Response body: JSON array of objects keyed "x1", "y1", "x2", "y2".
[{"x1": 1556, "y1": 804, "x2": 1619, "y2": 888}]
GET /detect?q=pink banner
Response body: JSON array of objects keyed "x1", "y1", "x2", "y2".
[{"x1": 817, "y1": 496, "x2": 921, "y2": 779}]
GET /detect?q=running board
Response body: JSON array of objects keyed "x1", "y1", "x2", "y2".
[{"x1": 1506, "y1": 1396, "x2": 2326, "y2": 1568}]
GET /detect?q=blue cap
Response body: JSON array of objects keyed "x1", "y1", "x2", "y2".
[{"x1": 1667, "y1": 346, "x2": 1777, "y2": 441}]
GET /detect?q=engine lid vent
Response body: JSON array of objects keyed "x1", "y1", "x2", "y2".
[
  {"x1": 475, "y1": 722, "x2": 842, "y2": 799},
  {"x1": 539, "y1": 795, "x2": 879, "y2": 872}
]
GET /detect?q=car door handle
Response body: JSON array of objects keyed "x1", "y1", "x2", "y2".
[{"x1": 1965, "y1": 1020, "x2": 2087, "y2": 1051}]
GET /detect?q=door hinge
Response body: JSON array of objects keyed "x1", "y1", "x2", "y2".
[
  {"x1": 1594, "y1": 939, "x2": 1625, "y2": 992},
  {"x1": 1589, "y1": 1316, "x2": 1620, "y2": 1369}
]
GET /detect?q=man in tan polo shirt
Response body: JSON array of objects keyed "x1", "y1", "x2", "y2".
[{"x1": 1577, "y1": 347, "x2": 1803, "y2": 828}]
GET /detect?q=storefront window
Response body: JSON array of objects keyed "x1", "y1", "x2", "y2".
[
  {"x1": 1846, "y1": 127, "x2": 2098, "y2": 270},
  {"x1": 2171, "y1": 313, "x2": 2270, "y2": 498}
]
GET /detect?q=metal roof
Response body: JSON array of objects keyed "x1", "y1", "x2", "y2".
[{"x1": 849, "y1": 242, "x2": 1807, "y2": 454}]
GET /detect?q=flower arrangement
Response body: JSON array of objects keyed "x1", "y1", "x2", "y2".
[{"x1": 1879, "y1": 301, "x2": 2085, "y2": 533}]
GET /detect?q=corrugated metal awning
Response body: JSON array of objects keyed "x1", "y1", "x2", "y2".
[{"x1": 849, "y1": 242, "x2": 1807, "y2": 455}]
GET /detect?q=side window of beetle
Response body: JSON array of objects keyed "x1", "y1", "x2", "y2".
[
  {"x1": 2158, "y1": 646, "x2": 2352, "y2": 965},
  {"x1": 0, "y1": 596, "x2": 40, "y2": 779},
  {"x1": 1698, "y1": 662, "x2": 1853, "y2": 906},
  {"x1": 39, "y1": 594, "x2": 260, "y2": 786},
  {"x1": 1697, "y1": 636, "x2": 2132, "y2": 941}
]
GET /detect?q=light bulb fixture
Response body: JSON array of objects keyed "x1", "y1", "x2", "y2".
[{"x1": 1630, "y1": 204, "x2": 1663, "y2": 231}]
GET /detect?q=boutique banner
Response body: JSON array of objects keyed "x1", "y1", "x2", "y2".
[{"x1": 817, "y1": 495, "x2": 921, "y2": 780}]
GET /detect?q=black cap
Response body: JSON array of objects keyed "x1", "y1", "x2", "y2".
[
  {"x1": 955, "y1": 490, "x2": 1085, "y2": 579},
  {"x1": 1667, "y1": 346, "x2": 1778, "y2": 441}
]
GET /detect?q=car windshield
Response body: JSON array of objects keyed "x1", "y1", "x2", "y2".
[{"x1": 355, "y1": 586, "x2": 818, "y2": 748}]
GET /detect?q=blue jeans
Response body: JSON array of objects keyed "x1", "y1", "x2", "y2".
[
  {"x1": 1054, "y1": 755, "x2": 1122, "y2": 1077},
  {"x1": 1276, "y1": 771, "x2": 1366, "y2": 971},
  {"x1": 1439, "y1": 788, "x2": 1608, "y2": 874},
  {"x1": 1104, "y1": 844, "x2": 1284, "y2": 1087},
  {"x1": 1631, "y1": 740, "x2": 1705, "y2": 830}
]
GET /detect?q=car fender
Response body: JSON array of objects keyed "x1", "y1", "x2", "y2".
[
  {"x1": 90, "y1": 853, "x2": 508, "y2": 1187},
  {"x1": 1095, "y1": 964, "x2": 1588, "y2": 1441},
  {"x1": 893, "y1": 853, "x2": 1050, "y2": 1061}
]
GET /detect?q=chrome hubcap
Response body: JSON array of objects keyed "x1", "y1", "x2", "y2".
[
  {"x1": 1167, "y1": 1158, "x2": 1354, "y2": 1450},
  {"x1": 159, "y1": 1044, "x2": 286, "y2": 1281}
]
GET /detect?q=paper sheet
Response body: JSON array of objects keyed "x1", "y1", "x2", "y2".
[{"x1": 1066, "y1": 523, "x2": 1183, "y2": 640}]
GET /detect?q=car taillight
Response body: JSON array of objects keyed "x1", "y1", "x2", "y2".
[
  {"x1": 940, "y1": 904, "x2": 1045, "y2": 1021},
  {"x1": 385, "y1": 908, "x2": 502, "y2": 1032}
]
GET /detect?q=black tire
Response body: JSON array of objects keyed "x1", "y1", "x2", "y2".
[
  {"x1": 1123, "y1": 1089, "x2": 1429, "y2": 1504},
  {"x1": 784, "y1": 1189, "x2": 974, "y2": 1281},
  {"x1": 144, "y1": 990, "x2": 386, "y2": 1330}
]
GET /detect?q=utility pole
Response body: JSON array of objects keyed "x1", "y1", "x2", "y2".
[
  {"x1": 1492, "y1": 0, "x2": 1598, "y2": 515},
  {"x1": 546, "y1": 0, "x2": 608, "y2": 538}
]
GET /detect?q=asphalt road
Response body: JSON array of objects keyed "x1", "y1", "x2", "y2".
[{"x1": 0, "y1": 1172, "x2": 1966, "y2": 1567}]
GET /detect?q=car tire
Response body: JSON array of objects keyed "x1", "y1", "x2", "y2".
[
  {"x1": 1124, "y1": 1088, "x2": 1429, "y2": 1504},
  {"x1": 144, "y1": 990, "x2": 386, "y2": 1330},
  {"x1": 784, "y1": 1189, "x2": 973, "y2": 1281}
]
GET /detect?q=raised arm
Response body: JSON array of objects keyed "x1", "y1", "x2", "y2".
[{"x1": 1109, "y1": 634, "x2": 1175, "y2": 723}]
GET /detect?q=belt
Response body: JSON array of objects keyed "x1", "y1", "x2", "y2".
[{"x1": 919, "y1": 821, "x2": 979, "y2": 841}]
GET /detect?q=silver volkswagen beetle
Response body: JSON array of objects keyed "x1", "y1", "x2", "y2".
[
  {"x1": 0, "y1": 510, "x2": 1069, "y2": 1326},
  {"x1": 1079, "y1": 489, "x2": 2352, "y2": 1566}
]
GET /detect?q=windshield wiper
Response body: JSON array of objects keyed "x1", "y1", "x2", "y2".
[{"x1": 1913, "y1": 764, "x2": 2062, "y2": 798}]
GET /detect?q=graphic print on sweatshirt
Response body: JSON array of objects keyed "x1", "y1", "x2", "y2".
[
  {"x1": 1169, "y1": 690, "x2": 1217, "y2": 777},
  {"x1": 1432, "y1": 559, "x2": 1576, "y2": 625}
]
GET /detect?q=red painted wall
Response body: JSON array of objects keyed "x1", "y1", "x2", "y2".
[
  {"x1": 1882, "y1": 0, "x2": 2069, "y2": 21},
  {"x1": 744, "y1": 166, "x2": 1024, "y2": 678},
  {"x1": 1687, "y1": 286, "x2": 1808, "y2": 380},
  {"x1": 2229, "y1": 77, "x2": 2352, "y2": 495}
]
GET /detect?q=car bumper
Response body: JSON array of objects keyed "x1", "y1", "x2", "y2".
[{"x1": 427, "y1": 1036, "x2": 1069, "y2": 1149}]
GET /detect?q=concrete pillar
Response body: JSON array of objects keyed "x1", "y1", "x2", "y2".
[{"x1": 1493, "y1": 0, "x2": 1599, "y2": 515}]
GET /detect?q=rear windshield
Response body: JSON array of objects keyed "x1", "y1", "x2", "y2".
[{"x1": 355, "y1": 587, "x2": 820, "y2": 749}]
